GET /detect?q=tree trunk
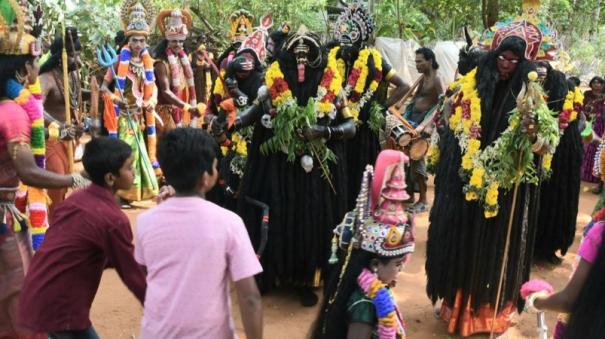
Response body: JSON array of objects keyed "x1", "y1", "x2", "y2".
[
  {"x1": 482, "y1": 0, "x2": 499, "y2": 29},
  {"x1": 591, "y1": 0, "x2": 602, "y2": 34}
]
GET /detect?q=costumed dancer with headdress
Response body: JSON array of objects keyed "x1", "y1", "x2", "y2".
[
  {"x1": 533, "y1": 60, "x2": 584, "y2": 264},
  {"x1": 153, "y1": 8, "x2": 201, "y2": 134},
  {"x1": 214, "y1": 25, "x2": 356, "y2": 306},
  {"x1": 425, "y1": 20, "x2": 560, "y2": 336},
  {"x1": 0, "y1": 1, "x2": 89, "y2": 335},
  {"x1": 100, "y1": 0, "x2": 159, "y2": 204},
  {"x1": 328, "y1": 1, "x2": 409, "y2": 210},
  {"x1": 190, "y1": 32, "x2": 215, "y2": 108},
  {"x1": 580, "y1": 76, "x2": 605, "y2": 185},
  {"x1": 207, "y1": 14, "x2": 272, "y2": 211},
  {"x1": 311, "y1": 150, "x2": 414, "y2": 339},
  {"x1": 39, "y1": 27, "x2": 86, "y2": 218},
  {"x1": 215, "y1": 9, "x2": 254, "y2": 72}
]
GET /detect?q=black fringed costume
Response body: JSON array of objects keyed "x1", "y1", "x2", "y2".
[
  {"x1": 426, "y1": 37, "x2": 542, "y2": 336},
  {"x1": 337, "y1": 47, "x2": 394, "y2": 209},
  {"x1": 534, "y1": 69, "x2": 582, "y2": 262},
  {"x1": 237, "y1": 39, "x2": 351, "y2": 291}
]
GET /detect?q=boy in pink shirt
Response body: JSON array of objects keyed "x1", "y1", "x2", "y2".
[{"x1": 135, "y1": 128, "x2": 263, "y2": 339}]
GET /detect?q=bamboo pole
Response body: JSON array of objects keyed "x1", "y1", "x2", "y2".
[{"x1": 61, "y1": 14, "x2": 74, "y2": 173}]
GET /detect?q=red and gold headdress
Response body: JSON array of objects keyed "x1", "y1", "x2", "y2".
[
  {"x1": 237, "y1": 13, "x2": 273, "y2": 65},
  {"x1": 120, "y1": 0, "x2": 156, "y2": 37},
  {"x1": 0, "y1": 0, "x2": 41, "y2": 56},
  {"x1": 157, "y1": 8, "x2": 192, "y2": 41},
  {"x1": 491, "y1": 20, "x2": 542, "y2": 60}
]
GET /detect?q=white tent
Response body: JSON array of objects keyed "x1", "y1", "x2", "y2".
[{"x1": 375, "y1": 37, "x2": 466, "y2": 88}]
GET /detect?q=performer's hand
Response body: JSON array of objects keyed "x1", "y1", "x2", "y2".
[
  {"x1": 142, "y1": 101, "x2": 155, "y2": 111},
  {"x1": 521, "y1": 115, "x2": 538, "y2": 141},
  {"x1": 60, "y1": 124, "x2": 77, "y2": 140},
  {"x1": 188, "y1": 106, "x2": 201, "y2": 118},
  {"x1": 300, "y1": 124, "x2": 328, "y2": 141},
  {"x1": 157, "y1": 185, "x2": 175, "y2": 204}
]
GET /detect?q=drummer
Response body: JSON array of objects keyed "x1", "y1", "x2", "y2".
[{"x1": 402, "y1": 47, "x2": 443, "y2": 213}]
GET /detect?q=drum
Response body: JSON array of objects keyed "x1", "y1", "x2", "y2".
[
  {"x1": 408, "y1": 138, "x2": 429, "y2": 161},
  {"x1": 386, "y1": 114, "x2": 414, "y2": 147}
]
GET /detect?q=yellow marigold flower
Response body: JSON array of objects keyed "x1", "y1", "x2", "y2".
[
  {"x1": 465, "y1": 191, "x2": 477, "y2": 201},
  {"x1": 236, "y1": 140, "x2": 247, "y2": 156},
  {"x1": 485, "y1": 183, "x2": 499, "y2": 206},
  {"x1": 570, "y1": 111, "x2": 578, "y2": 122},
  {"x1": 484, "y1": 209, "x2": 498, "y2": 218},
  {"x1": 468, "y1": 139, "x2": 481, "y2": 153},
  {"x1": 462, "y1": 153, "x2": 473, "y2": 170},
  {"x1": 220, "y1": 146, "x2": 228, "y2": 156},
  {"x1": 542, "y1": 154, "x2": 553, "y2": 171},
  {"x1": 470, "y1": 167, "x2": 484, "y2": 187},
  {"x1": 462, "y1": 119, "x2": 472, "y2": 133},
  {"x1": 528, "y1": 71, "x2": 538, "y2": 81},
  {"x1": 318, "y1": 102, "x2": 334, "y2": 113}
]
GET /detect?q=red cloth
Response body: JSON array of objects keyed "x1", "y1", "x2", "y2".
[
  {"x1": 17, "y1": 184, "x2": 146, "y2": 332},
  {"x1": 45, "y1": 140, "x2": 69, "y2": 219}
]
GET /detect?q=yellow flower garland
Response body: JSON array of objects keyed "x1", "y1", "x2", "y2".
[
  {"x1": 336, "y1": 47, "x2": 383, "y2": 122},
  {"x1": 212, "y1": 70, "x2": 227, "y2": 99}
]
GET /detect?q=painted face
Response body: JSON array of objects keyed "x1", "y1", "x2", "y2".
[
  {"x1": 375, "y1": 256, "x2": 406, "y2": 287},
  {"x1": 168, "y1": 39, "x2": 185, "y2": 54},
  {"x1": 496, "y1": 50, "x2": 520, "y2": 80},
  {"x1": 128, "y1": 35, "x2": 147, "y2": 55},
  {"x1": 293, "y1": 40, "x2": 310, "y2": 83},
  {"x1": 338, "y1": 21, "x2": 361, "y2": 47},
  {"x1": 415, "y1": 53, "x2": 431, "y2": 73}
]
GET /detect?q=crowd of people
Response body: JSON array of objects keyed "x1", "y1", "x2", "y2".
[{"x1": 2, "y1": 0, "x2": 605, "y2": 338}]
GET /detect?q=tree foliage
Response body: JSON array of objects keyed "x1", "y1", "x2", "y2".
[{"x1": 39, "y1": 0, "x2": 605, "y2": 79}]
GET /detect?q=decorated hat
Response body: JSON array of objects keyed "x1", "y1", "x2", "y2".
[
  {"x1": 120, "y1": 0, "x2": 156, "y2": 37},
  {"x1": 490, "y1": 20, "x2": 543, "y2": 60},
  {"x1": 333, "y1": 0, "x2": 375, "y2": 46},
  {"x1": 332, "y1": 150, "x2": 415, "y2": 259},
  {"x1": 237, "y1": 13, "x2": 273, "y2": 65},
  {"x1": 284, "y1": 25, "x2": 322, "y2": 67},
  {"x1": 0, "y1": 0, "x2": 42, "y2": 56},
  {"x1": 229, "y1": 9, "x2": 254, "y2": 43},
  {"x1": 157, "y1": 8, "x2": 192, "y2": 41},
  {"x1": 480, "y1": 1, "x2": 561, "y2": 61}
]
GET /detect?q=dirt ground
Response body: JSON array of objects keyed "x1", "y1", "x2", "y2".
[{"x1": 89, "y1": 179, "x2": 599, "y2": 339}]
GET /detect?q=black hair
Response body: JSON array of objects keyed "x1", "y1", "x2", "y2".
[
  {"x1": 568, "y1": 76, "x2": 581, "y2": 88},
  {"x1": 589, "y1": 76, "x2": 604, "y2": 87},
  {"x1": 541, "y1": 66, "x2": 569, "y2": 112},
  {"x1": 115, "y1": 30, "x2": 127, "y2": 48},
  {"x1": 310, "y1": 250, "x2": 403, "y2": 339},
  {"x1": 416, "y1": 46, "x2": 439, "y2": 70},
  {"x1": 0, "y1": 55, "x2": 35, "y2": 98},
  {"x1": 82, "y1": 137, "x2": 132, "y2": 186},
  {"x1": 157, "y1": 128, "x2": 218, "y2": 193},
  {"x1": 152, "y1": 39, "x2": 177, "y2": 60},
  {"x1": 40, "y1": 27, "x2": 81, "y2": 74},
  {"x1": 563, "y1": 225, "x2": 605, "y2": 338}
]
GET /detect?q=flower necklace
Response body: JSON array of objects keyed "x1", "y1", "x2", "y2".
[
  {"x1": 6, "y1": 78, "x2": 48, "y2": 250},
  {"x1": 265, "y1": 47, "x2": 342, "y2": 118},
  {"x1": 166, "y1": 48, "x2": 197, "y2": 107},
  {"x1": 558, "y1": 87, "x2": 584, "y2": 130},
  {"x1": 335, "y1": 47, "x2": 383, "y2": 122},
  {"x1": 448, "y1": 68, "x2": 560, "y2": 218},
  {"x1": 357, "y1": 268, "x2": 405, "y2": 339}
]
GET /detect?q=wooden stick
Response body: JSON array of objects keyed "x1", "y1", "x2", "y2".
[
  {"x1": 61, "y1": 18, "x2": 74, "y2": 173},
  {"x1": 388, "y1": 74, "x2": 423, "y2": 116},
  {"x1": 489, "y1": 152, "x2": 523, "y2": 339}
]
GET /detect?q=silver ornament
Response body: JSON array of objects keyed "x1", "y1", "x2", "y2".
[
  {"x1": 261, "y1": 114, "x2": 273, "y2": 129},
  {"x1": 301, "y1": 155, "x2": 313, "y2": 173}
]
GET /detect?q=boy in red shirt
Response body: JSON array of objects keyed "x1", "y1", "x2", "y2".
[{"x1": 18, "y1": 137, "x2": 146, "y2": 338}]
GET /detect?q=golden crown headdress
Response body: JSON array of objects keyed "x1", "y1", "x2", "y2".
[
  {"x1": 0, "y1": 0, "x2": 41, "y2": 56},
  {"x1": 120, "y1": 0, "x2": 157, "y2": 37},
  {"x1": 229, "y1": 9, "x2": 254, "y2": 43}
]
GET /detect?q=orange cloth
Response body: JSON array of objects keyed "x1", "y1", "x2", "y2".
[
  {"x1": 440, "y1": 289, "x2": 516, "y2": 337},
  {"x1": 45, "y1": 139, "x2": 69, "y2": 219}
]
